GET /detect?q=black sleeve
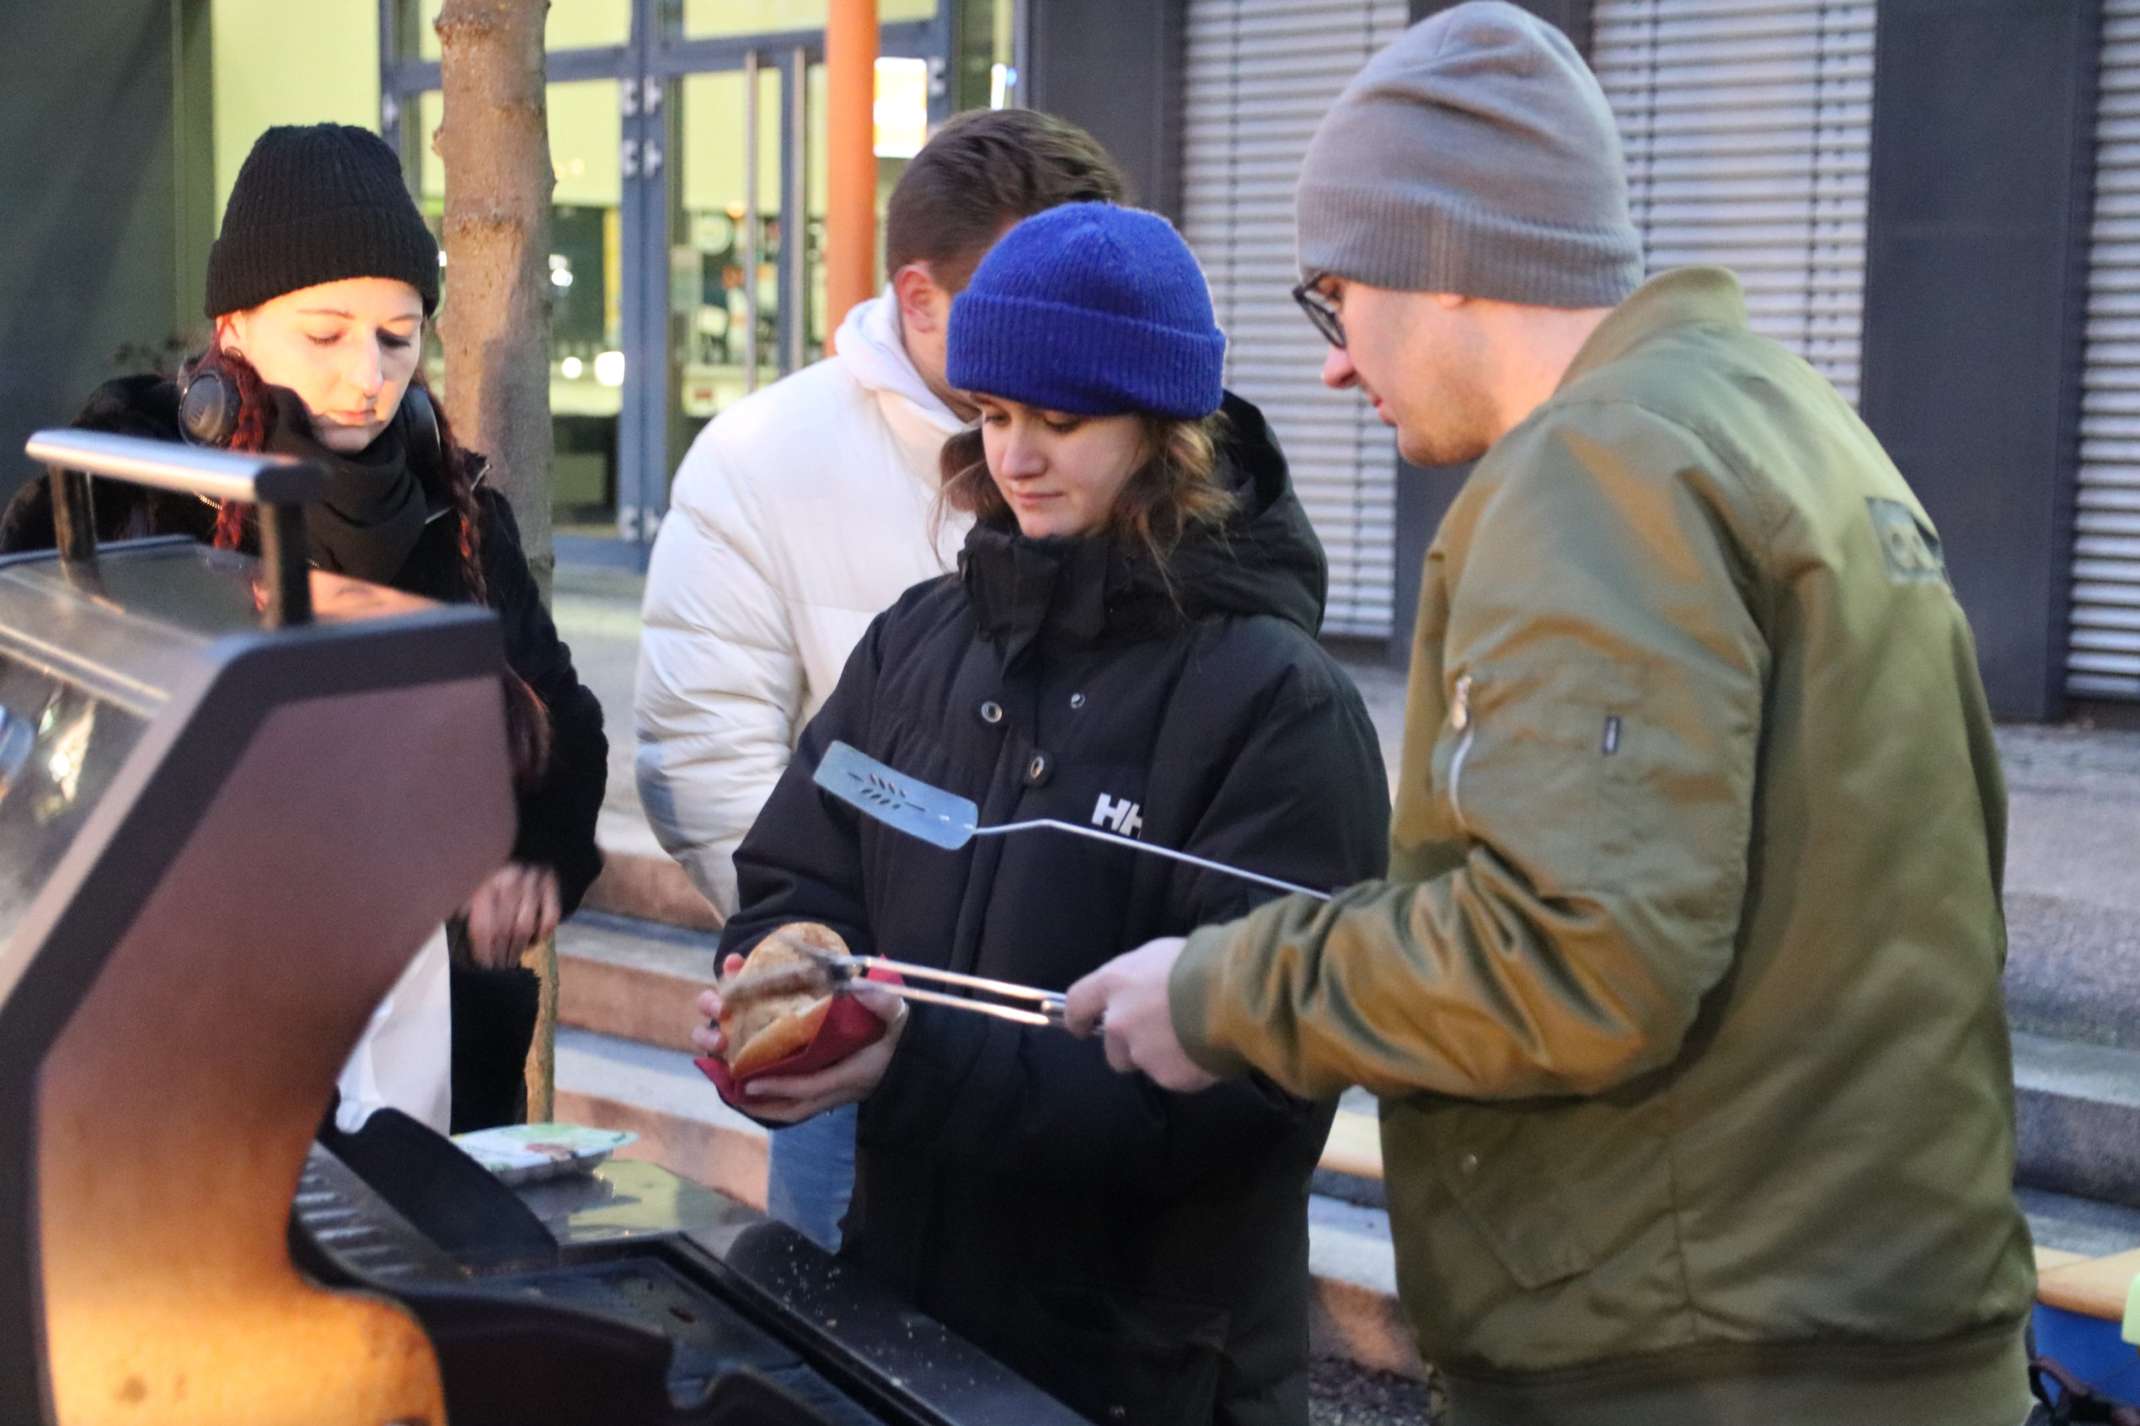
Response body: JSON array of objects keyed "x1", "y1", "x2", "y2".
[
  {"x1": 3, "y1": 376, "x2": 208, "y2": 554},
  {"x1": 478, "y1": 491, "x2": 608, "y2": 915},
  {"x1": 0, "y1": 476, "x2": 57, "y2": 554},
  {"x1": 719, "y1": 614, "x2": 887, "y2": 960},
  {"x1": 855, "y1": 662, "x2": 1391, "y2": 1199}
]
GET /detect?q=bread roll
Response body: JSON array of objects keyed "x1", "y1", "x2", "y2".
[{"x1": 718, "y1": 923, "x2": 846, "y2": 1075}]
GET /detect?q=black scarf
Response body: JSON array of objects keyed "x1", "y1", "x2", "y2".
[{"x1": 261, "y1": 386, "x2": 430, "y2": 584}]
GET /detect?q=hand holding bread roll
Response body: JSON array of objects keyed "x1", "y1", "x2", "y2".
[
  {"x1": 690, "y1": 922, "x2": 908, "y2": 1122},
  {"x1": 715, "y1": 923, "x2": 847, "y2": 1075}
]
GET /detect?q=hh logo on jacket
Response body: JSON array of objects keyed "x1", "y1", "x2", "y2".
[{"x1": 1093, "y1": 794, "x2": 1144, "y2": 838}]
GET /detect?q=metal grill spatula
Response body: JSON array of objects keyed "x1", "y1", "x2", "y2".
[{"x1": 813, "y1": 740, "x2": 1331, "y2": 901}]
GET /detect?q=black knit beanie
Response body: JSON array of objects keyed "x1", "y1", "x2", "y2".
[{"x1": 204, "y1": 123, "x2": 441, "y2": 319}]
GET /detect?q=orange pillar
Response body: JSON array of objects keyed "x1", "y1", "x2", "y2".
[{"x1": 826, "y1": 0, "x2": 879, "y2": 337}]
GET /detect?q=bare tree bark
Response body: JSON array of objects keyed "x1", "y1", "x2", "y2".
[
  {"x1": 434, "y1": 0, "x2": 554, "y2": 596},
  {"x1": 435, "y1": 0, "x2": 559, "y2": 1121}
]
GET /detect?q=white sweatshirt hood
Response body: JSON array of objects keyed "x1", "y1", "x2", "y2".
[{"x1": 834, "y1": 290, "x2": 962, "y2": 430}]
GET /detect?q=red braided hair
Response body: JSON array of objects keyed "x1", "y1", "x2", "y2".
[
  {"x1": 424, "y1": 384, "x2": 556, "y2": 784},
  {"x1": 186, "y1": 342, "x2": 554, "y2": 786},
  {"x1": 184, "y1": 344, "x2": 270, "y2": 550}
]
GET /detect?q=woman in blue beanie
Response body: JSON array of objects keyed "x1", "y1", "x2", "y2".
[{"x1": 695, "y1": 203, "x2": 1389, "y2": 1426}]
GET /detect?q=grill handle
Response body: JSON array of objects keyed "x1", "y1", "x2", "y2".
[{"x1": 24, "y1": 429, "x2": 325, "y2": 627}]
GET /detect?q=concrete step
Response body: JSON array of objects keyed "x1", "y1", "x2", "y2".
[
  {"x1": 554, "y1": 1025, "x2": 767, "y2": 1210},
  {"x1": 583, "y1": 809, "x2": 723, "y2": 933},
  {"x1": 2013, "y1": 1030, "x2": 2140, "y2": 1209},
  {"x1": 2004, "y1": 891, "x2": 2140, "y2": 1053},
  {"x1": 2018, "y1": 1186, "x2": 2140, "y2": 1261},
  {"x1": 558, "y1": 910, "x2": 718, "y2": 1055},
  {"x1": 1313, "y1": 1090, "x2": 1387, "y2": 1209}
]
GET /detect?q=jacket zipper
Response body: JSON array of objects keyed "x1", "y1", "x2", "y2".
[{"x1": 1448, "y1": 673, "x2": 1477, "y2": 834}]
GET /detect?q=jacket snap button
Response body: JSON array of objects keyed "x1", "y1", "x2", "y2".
[
  {"x1": 1069, "y1": 692, "x2": 1086, "y2": 709},
  {"x1": 977, "y1": 700, "x2": 1004, "y2": 725},
  {"x1": 1025, "y1": 752, "x2": 1051, "y2": 785},
  {"x1": 1458, "y1": 1151, "x2": 1480, "y2": 1177}
]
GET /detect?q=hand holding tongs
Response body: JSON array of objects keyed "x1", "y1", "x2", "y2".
[
  {"x1": 720, "y1": 944, "x2": 1076, "y2": 1030},
  {"x1": 729, "y1": 743, "x2": 1335, "y2": 1037}
]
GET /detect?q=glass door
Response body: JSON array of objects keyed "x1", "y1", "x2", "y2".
[
  {"x1": 669, "y1": 62, "x2": 787, "y2": 458},
  {"x1": 643, "y1": 1, "x2": 952, "y2": 535},
  {"x1": 383, "y1": 0, "x2": 956, "y2": 552}
]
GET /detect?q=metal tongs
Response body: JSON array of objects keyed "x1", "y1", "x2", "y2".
[
  {"x1": 730, "y1": 743, "x2": 1334, "y2": 1035},
  {"x1": 720, "y1": 936, "x2": 1075, "y2": 1030}
]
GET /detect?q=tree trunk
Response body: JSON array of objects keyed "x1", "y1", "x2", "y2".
[
  {"x1": 433, "y1": 0, "x2": 554, "y2": 595},
  {"x1": 435, "y1": 0, "x2": 559, "y2": 1121}
]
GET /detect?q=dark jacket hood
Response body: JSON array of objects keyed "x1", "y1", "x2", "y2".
[{"x1": 959, "y1": 392, "x2": 1327, "y2": 664}]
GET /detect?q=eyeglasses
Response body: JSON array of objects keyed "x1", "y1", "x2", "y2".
[{"x1": 1292, "y1": 273, "x2": 1345, "y2": 349}]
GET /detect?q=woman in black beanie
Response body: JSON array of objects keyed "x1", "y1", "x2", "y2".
[{"x1": 1, "y1": 122, "x2": 607, "y2": 1133}]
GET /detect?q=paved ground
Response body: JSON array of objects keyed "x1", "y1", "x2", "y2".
[
  {"x1": 1309, "y1": 1356, "x2": 1443, "y2": 1426},
  {"x1": 1998, "y1": 724, "x2": 2140, "y2": 1048}
]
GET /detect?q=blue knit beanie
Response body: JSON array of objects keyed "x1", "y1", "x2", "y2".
[{"x1": 947, "y1": 202, "x2": 1226, "y2": 421}]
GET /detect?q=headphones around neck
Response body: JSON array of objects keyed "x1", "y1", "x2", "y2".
[{"x1": 177, "y1": 365, "x2": 442, "y2": 473}]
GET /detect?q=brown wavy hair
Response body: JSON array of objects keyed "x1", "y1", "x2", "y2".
[
  {"x1": 938, "y1": 411, "x2": 1236, "y2": 581},
  {"x1": 187, "y1": 342, "x2": 554, "y2": 786}
]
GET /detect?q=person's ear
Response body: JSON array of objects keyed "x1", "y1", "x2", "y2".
[
  {"x1": 892, "y1": 261, "x2": 948, "y2": 334},
  {"x1": 1431, "y1": 291, "x2": 1469, "y2": 311},
  {"x1": 213, "y1": 313, "x2": 245, "y2": 357}
]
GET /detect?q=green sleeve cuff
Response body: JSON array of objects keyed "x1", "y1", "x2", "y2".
[{"x1": 1169, "y1": 921, "x2": 1256, "y2": 1080}]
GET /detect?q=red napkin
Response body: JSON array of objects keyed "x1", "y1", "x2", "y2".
[{"x1": 694, "y1": 965, "x2": 901, "y2": 1111}]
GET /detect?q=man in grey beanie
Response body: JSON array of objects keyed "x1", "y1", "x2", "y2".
[{"x1": 1069, "y1": 5, "x2": 2036, "y2": 1425}]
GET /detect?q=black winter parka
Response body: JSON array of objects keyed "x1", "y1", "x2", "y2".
[{"x1": 723, "y1": 395, "x2": 1390, "y2": 1426}]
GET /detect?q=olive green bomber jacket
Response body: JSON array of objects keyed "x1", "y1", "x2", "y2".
[{"x1": 1170, "y1": 268, "x2": 2036, "y2": 1426}]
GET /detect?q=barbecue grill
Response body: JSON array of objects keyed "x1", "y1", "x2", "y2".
[{"x1": 0, "y1": 433, "x2": 1085, "y2": 1426}]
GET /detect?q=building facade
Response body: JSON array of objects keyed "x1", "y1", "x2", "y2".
[
  {"x1": 1047, "y1": 0, "x2": 2127, "y2": 721},
  {"x1": 2, "y1": 0, "x2": 2131, "y2": 719}
]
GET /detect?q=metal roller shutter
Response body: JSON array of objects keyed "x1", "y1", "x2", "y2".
[
  {"x1": 1182, "y1": 0, "x2": 1409, "y2": 641},
  {"x1": 1591, "y1": 0, "x2": 1876, "y2": 405},
  {"x1": 2074, "y1": 0, "x2": 2140, "y2": 702}
]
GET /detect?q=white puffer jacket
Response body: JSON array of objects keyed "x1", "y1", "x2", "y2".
[{"x1": 635, "y1": 293, "x2": 971, "y2": 913}]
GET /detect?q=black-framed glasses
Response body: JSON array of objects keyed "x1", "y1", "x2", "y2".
[{"x1": 1292, "y1": 273, "x2": 1345, "y2": 349}]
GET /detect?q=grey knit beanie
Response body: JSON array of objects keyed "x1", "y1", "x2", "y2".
[{"x1": 1296, "y1": 1, "x2": 1642, "y2": 308}]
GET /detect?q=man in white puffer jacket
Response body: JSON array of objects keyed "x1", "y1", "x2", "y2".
[
  {"x1": 636, "y1": 109, "x2": 1126, "y2": 1250},
  {"x1": 636, "y1": 289, "x2": 962, "y2": 914}
]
